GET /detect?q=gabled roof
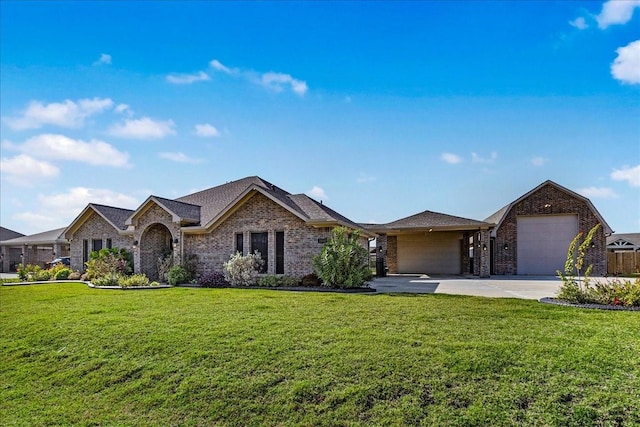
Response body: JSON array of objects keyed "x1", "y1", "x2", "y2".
[
  {"x1": 0, "y1": 226, "x2": 24, "y2": 242},
  {"x1": 1, "y1": 227, "x2": 67, "y2": 246},
  {"x1": 485, "y1": 180, "x2": 613, "y2": 235},
  {"x1": 607, "y1": 233, "x2": 640, "y2": 249},
  {"x1": 126, "y1": 196, "x2": 201, "y2": 226},
  {"x1": 363, "y1": 210, "x2": 492, "y2": 233},
  {"x1": 65, "y1": 204, "x2": 135, "y2": 239},
  {"x1": 176, "y1": 176, "x2": 372, "y2": 235}
]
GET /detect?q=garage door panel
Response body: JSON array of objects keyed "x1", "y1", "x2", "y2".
[
  {"x1": 397, "y1": 232, "x2": 461, "y2": 274},
  {"x1": 517, "y1": 215, "x2": 578, "y2": 275}
]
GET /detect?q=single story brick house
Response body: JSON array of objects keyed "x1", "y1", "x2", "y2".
[
  {"x1": 1, "y1": 177, "x2": 613, "y2": 278},
  {"x1": 62, "y1": 176, "x2": 373, "y2": 280},
  {"x1": 367, "y1": 180, "x2": 612, "y2": 277},
  {"x1": 0, "y1": 227, "x2": 69, "y2": 272}
]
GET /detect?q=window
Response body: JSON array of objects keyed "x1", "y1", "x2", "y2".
[
  {"x1": 235, "y1": 233, "x2": 244, "y2": 255},
  {"x1": 92, "y1": 239, "x2": 103, "y2": 253},
  {"x1": 106, "y1": 238, "x2": 112, "y2": 249},
  {"x1": 251, "y1": 232, "x2": 268, "y2": 273},
  {"x1": 275, "y1": 231, "x2": 284, "y2": 274},
  {"x1": 82, "y1": 239, "x2": 89, "y2": 264}
]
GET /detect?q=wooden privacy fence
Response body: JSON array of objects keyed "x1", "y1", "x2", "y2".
[{"x1": 607, "y1": 252, "x2": 640, "y2": 275}]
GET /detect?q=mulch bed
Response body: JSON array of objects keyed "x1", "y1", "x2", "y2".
[{"x1": 539, "y1": 297, "x2": 640, "y2": 311}]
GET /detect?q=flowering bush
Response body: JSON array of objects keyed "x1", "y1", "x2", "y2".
[
  {"x1": 198, "y1": 271, "x2": 229, "y2": 288},
  {"x1": 85, "y1": 248, "x2": 133, "y2": 280},
  {"x1": 223, "y1": 251, "x2": 264, "y2": 286}
]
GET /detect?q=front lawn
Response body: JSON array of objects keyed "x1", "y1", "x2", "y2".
[{"x1": 1, "y1": 283, "x2": 638, "y2": 426}]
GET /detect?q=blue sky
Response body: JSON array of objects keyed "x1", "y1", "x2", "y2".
[{"x1": 1, "y1": 1, "x2": 639, "y2": 235}]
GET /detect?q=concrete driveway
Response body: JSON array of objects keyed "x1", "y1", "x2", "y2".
[{"x1": 369, "y1": 275, "x2": 566, "y2": 300}]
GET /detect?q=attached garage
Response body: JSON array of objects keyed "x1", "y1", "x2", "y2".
[
  {"x1": 516, "y1": 215, "x2": 578, "y2": 275},
  {"x1": 397, "y1": 232, "x2": 462, "y2": 274}
]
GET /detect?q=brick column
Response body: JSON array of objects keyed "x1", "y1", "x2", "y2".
[{"x1": 479, "y1": 229, "x2": 490, "y2": 278}]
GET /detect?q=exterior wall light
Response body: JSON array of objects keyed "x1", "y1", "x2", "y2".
[
  {"x1": 132, "y1": 240, "x2": 139, "y2": 248},
  {"x1": 482, "y1": 244, "x2": 487, "y2": 251},
  {"x1": 503, "y1": 244, "x2": 509, "y2": 250},
  {"x1": 173, "y1": 238, "x2": 179, "y2": 244}
]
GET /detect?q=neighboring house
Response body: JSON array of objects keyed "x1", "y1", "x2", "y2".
[
  {"x1": 0, "y1": 227, "x2": 69, "y2": 272},
  {"x1": 485, "y1": 180, "x2": 611, "y2": 276},
  {"x1": 63, "y1": 176, "x2": 373, "y2": 280},
  {"x1": 0, "y1": 227, "x2": 25, "y2": 273},
  {"x1": 607, "y1": 233, "x2": 640, "y2": 252}
]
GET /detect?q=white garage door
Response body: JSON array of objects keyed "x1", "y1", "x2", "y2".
[
  {"x1": 517, "y1": 215, "x2": 578, "y2": 275},
  {"x1": 397, "y1": 232, "x2": 462, "y2": 274}
]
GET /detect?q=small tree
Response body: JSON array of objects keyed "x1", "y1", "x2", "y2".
[
  {"x1": 223, "y1": 251, "x2": 264, "y2": 286},
  {"x1": 313, "y1": 227, "x2": 370, "y2": 288}
]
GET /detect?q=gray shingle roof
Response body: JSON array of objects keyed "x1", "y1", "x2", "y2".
[
  {"x1": 151, "y1": 197, "x2": 201, "y2": 223},
  {"x1": 374, "y1": 210, "x2": 492, "y2": 230},
  {"x1": 0, "y1": 227, "x2": 67, "y2": 245},
  {"x1": 0, "y1": 227, "x2": 24, "y2": 242},
  {"x1": 91, "y1": 204, "x2": 135, "y2": 230},
  {"x1": 607, "y1": 233, "x2": 640, "y2": 247}
]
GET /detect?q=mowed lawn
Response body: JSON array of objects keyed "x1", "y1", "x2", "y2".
[{"x1": 1, "y1": 284, "x2": 639, "y2": 427}]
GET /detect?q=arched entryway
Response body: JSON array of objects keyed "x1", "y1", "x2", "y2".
[{"x1": 140, "y1": 223, "x2": 173, "y2": 281}]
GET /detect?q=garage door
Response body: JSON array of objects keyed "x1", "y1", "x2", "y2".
[
  {"x1": 397, "y1": 232, "x2": 462, "y2": 274},
  {"x1": 517, "y1": 215, "x2": 578, "y2": 275}
]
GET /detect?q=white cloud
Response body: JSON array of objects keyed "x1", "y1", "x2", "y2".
[
  {"x1": 13, "y1": 187, "x2": 139, "y2": 230},
  {"x1": 471, "y1": 151, "x2": 498, "y2": 164},
  {"x1": 194, "y1": 123, "x2": 220, "y2": 137},
  {"x1": 209, "y1": 59, "x2": 308, "y2": 96},
  {"x1": 260, "y1": 72, "x2": 308, "y2": 96},
  {"x1": 596, "y1": 0, "x2": 640, "y2": 29},
  {"x1": 0, "y1": 154, "x2": 59, "y2": 185},
  {"x1": 441, "y1": 152, "x2": 463, "y2": 164},
  {"x1": 4, "y1": 97, "x2": 114, "y2": 130},
  {"x1": 357, "y1": 173, "x2": 376, "y2": 184},
  {"x1": 569, "y1": 16, "x2": 588, "y2": 30},
  {"x1": 307, "y1": 186, "x2": 328, "y2": 200},
  {"x1": 578, "y1": 186, "x2": 619, "y2": 199},
  {"x1": 158, "y1": 152, "x2": 204, "y2": 163},
  {"x1": 114, "y1": 104, "x2": 132, "y2": 115},
  {"x1": 611, "y1": 40, "x2": 640, "y2": 85},
  {"x1": 531, "y1": 156, "x2": 548, "y2": 167},
  {"x1": 209, "y1": 59, "x2": 234, "y2": 74},
  {"x1": 18, "y1": 134, "x2": 130, "y2": 167},
  {"x1": 611, "y1": 164, "x2": 640, "y2": 187},
  {"x1": 93, "y1": 53, "x2": 112, "y2": 66},
  {"x1": 109, "y1": 117, "x2": 176, "y2": 139},
  {"x1": 166, "y1": 71, "x2": 210, "y2": 84}
]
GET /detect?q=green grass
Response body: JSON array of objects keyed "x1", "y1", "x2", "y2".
[{"x1": 1, "y1": 283, "x2": 639, "y2": 426}]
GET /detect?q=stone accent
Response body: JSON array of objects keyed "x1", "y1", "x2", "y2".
[
  {"x1": 493, "y1": 183, "x2": 607, "y2": 276},
  {"x1": 183, "y1": 192, "x2": 333, "y2": 278},
  {"x1": 69, "y1": 212, "x2": 132, "y2": 272},
  {"x1": 131, "y1": 203, "x2": 182, "y2": 279}
]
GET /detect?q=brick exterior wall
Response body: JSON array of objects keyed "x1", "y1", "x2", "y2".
[
  {"x1": 69, "y1": 212, "x2": 132, "y2": 272},
  {"x1": 375, "y1": 234, "x2": 398, "y2": 274},
  {"x1": 183, "y1": 192, "x2": 333, "y2": 278},
  {"x1": 493, "y1": 183, "x2": 607, "y2": 276},
  {"x1": 133, "y1": 204, "x2": 181, "y2": 280}
]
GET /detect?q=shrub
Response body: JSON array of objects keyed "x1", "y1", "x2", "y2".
[
  {"x1": 257, "y1": 275, "x2": 300, "y2": 287},
  {"x1": 85, "y1": 248, "x2": 133, "y2": 280},
  {"x1": 183, "y1": 254, "x2": 199, "y2": 281},
  {"x1": 68, "y1": 271, "x2": 82, "y2": 280},
  {"x1": 53, "y1": 268, "x2": 71, "y2": 281},
  {"x1": 198, "y1": 271, "x2": 229, "y2": 288},
  {"x1": 150, "y1": 281, "x2": 160, "y2": 287},
  {"x1": 119, "y1": 274, "x2": 151, "y2": 288},
  {"x1": 35, "y1": 269, "x2": 51, "y2": 281},
  {"x1": 168, "y1": 265, "x2": 190, "y2": 286},
  {"x1": 223, "y1": 251, "x2": 264, "y2": 286},
  {"x1": 313, "y1": 227, "x2": 371, "y2": 288},
  {"x1": 92, "y1": 273, "x2": 121, "y2": 287},
  {"x1": 17, "y1": 264, "x2": 43, "y2": 282},
  {"x1": 301, "y1": 273, "x2": 322, "y2": 287}
]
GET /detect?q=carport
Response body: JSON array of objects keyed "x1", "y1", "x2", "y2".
[{"x1": 363, "y1": 210, "x2": 493, "y2": 278}]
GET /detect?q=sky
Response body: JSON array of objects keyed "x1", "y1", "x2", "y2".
[{"x1": 1, "y1": 1, "x2": 639, "y2": 236}]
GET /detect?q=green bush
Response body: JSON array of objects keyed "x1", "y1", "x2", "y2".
[
  {"x1": 17, "y1": 264, "x2": 43, "y2": 281},
  {"x1": 86, "y1": 248, "x2": 133, "y2": 280},
  {"x1": 118, "y1": 274, "x2": 151, "y2": 288},
  {"x1": 35, "y1": 269, "x2": 51, "y2": 281},
  {"x1": 53, "y1": 268, "x2": 71, "y2": 281},
  {"x1": 168, "y1": 265, "x2": 190, "y2": 286},
  {"x1": 92, "y1": 273, "x2": 122, "y2": 287},
  {"x1": 224, "y1": 252, "x2": 264, "y2": 286},
  {"x1": 257, "y1": 275, "x2": 281, "y2": 287},
  {"x1": 313, "y1": 227, "x2": 370, "y2": 288}
]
